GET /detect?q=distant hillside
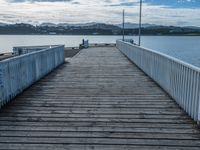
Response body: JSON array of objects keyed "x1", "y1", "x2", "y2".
[
  {"x1": 116, "y1": 23, "x2": 158, "y2": 29},
  {"x1": 0, "y1": 22, "x2": 199, "y2": 35}
]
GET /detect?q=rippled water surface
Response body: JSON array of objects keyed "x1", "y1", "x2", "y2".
[{"x1": 0, "y1": 35, "x2": 200, "y2": 67}]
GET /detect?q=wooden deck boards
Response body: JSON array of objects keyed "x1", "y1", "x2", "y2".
[{"x1": 0, "y1": 47, "x2": 200, "y2": 150}]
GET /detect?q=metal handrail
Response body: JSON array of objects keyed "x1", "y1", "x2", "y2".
[
  {"x1": 13, "y1": 45, "x2": 62, "y2": 56},
  {"x1": 13, "y1": 45, "x2": 60, "y2": 49},
  {"x1": 124, "y1": 41, "x2": 200, "y2": 73},
  {"x1": 117, "y1": 40, "x2": 200, "y2": 122},
  {"x1": 0, "y1": 45, "x2": 65, "y2": 107}
]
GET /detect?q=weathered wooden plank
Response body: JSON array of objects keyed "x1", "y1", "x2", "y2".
[
  {"x1": 0, "y1": 110, "x2": 185, "y2": 115},
  {"x1": 0, "y1": 113, "x2": 190, "y2": 120},
  {"x1": 1, "y1": 131, "x2": 200, "y2": 140},
  {"x1": 0, "y1": 121, "x2": 196, "y2": 129},
  {"x1": 0, "y1": 117, "x2": 193, "y2": 124},
  {"x1": 1, "y1": 108, "x2": 185, "y2": 114},
  {"x1": 10, "y1": 100, "x2": 176, "y2": 104},
  {"x1": 0, "y1": 144, "x2": 200, "y2": 150},
  {"x1": 0, "y1": 126, "x2": 199, "y2": 133},
  {"x1": 1, "y1": 137, "x2": 200, "y2": 147},
  {"x1": 8, "y1": 103, "x2": 178, "y2": 108}
]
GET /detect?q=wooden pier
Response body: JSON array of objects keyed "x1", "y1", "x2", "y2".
[{"x1": 0, "y1": 46, "x2": 200, "y2": 149}]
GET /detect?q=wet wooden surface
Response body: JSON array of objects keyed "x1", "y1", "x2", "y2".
[{"x1": 0, "y1": 47, "x2": 200, "y2": 150}]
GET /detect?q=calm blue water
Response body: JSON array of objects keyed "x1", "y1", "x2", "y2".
[
  {"x1": 0, "y1": 35, "x2": 200, "y2": 67},
  {"x1": 140, "y1": 36, "x2": 200, "y2": 68}
]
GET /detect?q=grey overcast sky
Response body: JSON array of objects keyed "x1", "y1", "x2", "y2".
[{"x1": 0, "y1": 0, "x2": 200, "y2": 26}]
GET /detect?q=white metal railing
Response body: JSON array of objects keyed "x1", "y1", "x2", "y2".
[
  {"x1": 13, "y1": 45, "x2": 60, "y2": 55},
  {"x1": 0, "y1": 45, "x2": 65, "y2": 107},
  {"x1": 117, "y1": 40, "x2": 200, "y2": 122}
]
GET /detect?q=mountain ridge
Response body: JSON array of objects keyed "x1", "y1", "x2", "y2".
[
  {"x1": 1, "y1": 22, "x2": 200, "y2": 29},
  {"x1": 0, "y1": 22, "x2": 199, "y2": 35}
]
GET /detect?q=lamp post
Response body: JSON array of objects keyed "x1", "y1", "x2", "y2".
[
  {"x1": 123, "y1": 9, "x2": 125, "y2": 41},
  {"x1": 138, "y1": 0, "x2": 142, "y2": 46}
]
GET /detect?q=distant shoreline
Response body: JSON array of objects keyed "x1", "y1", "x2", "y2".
[
  {"x1": 1, "y1": 23, "x2": 200, "y2": 36},
  {"x1": 0, "y1": 34, "x2": 200, "y2": 36}
]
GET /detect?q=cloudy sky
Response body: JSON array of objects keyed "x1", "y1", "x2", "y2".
[{"x1": 0, "y1": 0, "x2": 200, "y2": 26}]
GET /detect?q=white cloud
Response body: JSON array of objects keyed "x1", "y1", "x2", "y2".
[{"x1": 0, "y1": 0, "x2": 199, "y2": 26}]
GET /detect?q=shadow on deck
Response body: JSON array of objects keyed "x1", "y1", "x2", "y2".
[{"x1": 0, "y1": 47, "x2": 200, "y2": 150}]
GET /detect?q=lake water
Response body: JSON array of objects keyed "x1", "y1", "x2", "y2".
[{"x1": 0, "y1": 35, "x2": 200, "y2": 67}]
